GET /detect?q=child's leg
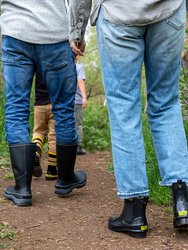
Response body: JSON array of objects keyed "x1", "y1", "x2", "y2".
[
  {"x1": 32, "y1": 105, "x2": 48, "y2": 177},
  {"x1": 46, "y1": 105, "x2": 57, "y2": 180},
  {"x1": 75, "y1": 104, "x2": 86, "y2": 155}
]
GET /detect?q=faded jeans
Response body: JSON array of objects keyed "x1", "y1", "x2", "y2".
[
  {"x1": 97, "y1": 1, "x2": 188, "y2": 198},
  {"x1": 2, "y1": 36, "x2": 78, "y2": 145}
]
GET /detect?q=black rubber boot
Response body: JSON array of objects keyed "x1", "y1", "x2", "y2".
[
  {"x1": 55, "y1": 144, "x2": 87, "y2": 196},
  {"x1": 45, "y1": 152, "x2": 57, "y2": 180},
  {"x1": 33, "y1": 145, "x2": 42, "y2": 177},
  {"x1": 46, "y1": 165, "x2": 58, "y2": 180},
  {"x1": 77, "y1": 145, "x2": 86, "y2": 155},
  {"x1": 4, "y1": 143, "x2": 36, "y2": 206},
  {"x1": 172, "y1": 180, "x2": 188, "y2": 228},
  {"x1": 108, "y1": 197, "x2": 148, "y2": 238}
]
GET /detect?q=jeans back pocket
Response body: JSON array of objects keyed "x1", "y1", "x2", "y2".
[{"x1": 1, "y1": 35, "x2": 24, "y2": 63}]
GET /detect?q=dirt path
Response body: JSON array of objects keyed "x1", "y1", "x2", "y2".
[{"x1": 1, "y1": 151, "x2": 188, "y2": 250}]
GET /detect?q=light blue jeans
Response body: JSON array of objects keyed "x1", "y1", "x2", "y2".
[
  {"x1": 97, "y1": 1, "x2": 188, "y2": 198},
  {"x1": 2, "y1": 36, "x2": 77, "y2": 145}
]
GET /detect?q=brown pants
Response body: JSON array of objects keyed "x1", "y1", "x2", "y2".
[{"x1": 32, "y1": 104, "x2": 56, "y2": 154}]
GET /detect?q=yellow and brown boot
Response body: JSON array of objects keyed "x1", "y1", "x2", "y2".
[
  {"x1": 32, "y1": 137, "x2": 43, "y2": 177},
  {"x1": 45, "y1": 152, "x2": 57, "y2": 180}
]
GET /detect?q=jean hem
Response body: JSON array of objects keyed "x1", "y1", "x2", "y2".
[
  {"x1": 117, "y1": 190, "x2": 149, "y2": 199},
  {"x1": 160, "y1": 180, "x2": 188, "y2": 186}
]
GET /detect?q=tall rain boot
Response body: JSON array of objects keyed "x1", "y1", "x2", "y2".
[
  {"x1": 108, "y1": 197, "x2": 148, "y2": 238},
  {"x1": 172, "y1": 180, "x2": 188, "y2": 228},
  {"x1": 4, "y1": 143, "x2": 36, "y2": 206},
  {"x1": 55, "y1": 144, "x2": 87, "y2": 196},
  {"x1": 33, "y1": 145, "x2": 43, "y2": 177},
  {"x1": 32, "y1": 138, "x2": 43, "y2": 177}
]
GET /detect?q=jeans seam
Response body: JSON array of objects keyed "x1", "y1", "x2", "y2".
[{"x1": 117, "y1": 190, "x2": 149, "y2": 197}]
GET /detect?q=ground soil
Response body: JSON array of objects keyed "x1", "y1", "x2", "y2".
[{"x1": 1, "y1": 151, "x2": 188, "y2": 250}]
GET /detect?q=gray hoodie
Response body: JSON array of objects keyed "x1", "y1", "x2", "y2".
[{"x1": 0, "y1": 0, "x2": 90, "y2": 44}]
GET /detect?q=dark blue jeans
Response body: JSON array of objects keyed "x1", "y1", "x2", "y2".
[{"x1": 2, "y1": 35, "x2": 78, "y2": 145}]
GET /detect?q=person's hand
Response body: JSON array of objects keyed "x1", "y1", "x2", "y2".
[
  {"x1": 82, "y1": 97, "x2": 87, "y2": 109},
  {"x1": 71, "y1": 39, "x2": 86, "y2": 56}
]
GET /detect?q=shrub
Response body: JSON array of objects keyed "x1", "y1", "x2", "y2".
[
  {"x1": 83, "y1": 100, "x2": 111, "y2": 151},
  {"x1": 142, "y1": 116, "x2": 171, "y2": 205}
]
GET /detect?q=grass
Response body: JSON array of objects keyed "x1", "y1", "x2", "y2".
[
  {"x1": 3, "y1": 171, "x2": 14, "y2": 180},
  {"x1": 0, "y1": 223, "x2": 18, "y2": 250},
  {"x1": 0, "y1": 243, "x2": 9, "y2": 249},
  {"x1": 0, "y1": 198, "x2": 6, "y2": 205},
  {"x1": 0, "y1": 158, "x2": 10, "y2": 169},
  {"x1": 0, "y1": 91, "x2": 8, "y2": 160},
  {"x1": 83, "y1": 100, "x2": 111, "y2": 151},
  {"x1": 142, "y1": 116, "x2": 172, "y2": 205},
  {"x1": 0, "y1": 223, "x2": 18, "y2": 240}
]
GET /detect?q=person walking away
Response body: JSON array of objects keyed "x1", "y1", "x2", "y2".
[
  {"x1": 1, "y1": 0, "x2": 87, "y2": 206},
  {"x1": 71, "y1": 0, "x2": 188, "y2": 237}
]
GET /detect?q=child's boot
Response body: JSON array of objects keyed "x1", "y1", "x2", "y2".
[
  {"x1": 46, "y1": 151, "x2": 57, "y2": 180},
  {"x1": 32, "y1": 138, "x2": 43, "y2": 177}
]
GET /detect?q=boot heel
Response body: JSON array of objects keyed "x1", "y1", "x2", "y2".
[
  {"x1": 128, "y1": 231, "x2": 147, "y2": 238},
  {"x1": 15, "y1": 198, "x2": 32, "y2": 206}
]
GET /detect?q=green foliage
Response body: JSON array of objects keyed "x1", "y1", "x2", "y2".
[
  {"x1": 180, "y1": 61, "x2": 188, "y2": 119},
  {"x1": 0, "y1": 243, "x2": 9, "y2": 249},
  {"x1": 0, "y1": 198, "x2": 6, "y2": 205},
  {"x1": 83, "y1": 100, "x2": 111, "y2": 151},
  {"x1": 81, "y1": 27, "x2": 104, "y2": 98},
  {"x1": 0, "y1": 80, "x2": 8, "y2": 159},
  {"x1": 3, "y1": 171, "x2": 14, "y2": 180},
  {"x1": 0, "y1": 158, "x2": 10, "y2": 168},
  {"x1": 180, "y1": 22, "x2": 188, "y2": 120},
  {"x1": 142, "y1": 116, "x2": 171, "y2": 205},
  {"x1": 0, "y1": 223, "x2": 18, "y2": 239}
]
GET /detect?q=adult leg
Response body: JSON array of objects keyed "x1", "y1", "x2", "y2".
[
  {"x1": 2, "y1": 36, "x2": 36, "y2": 206},
  {"x1": 145, "y1": 2, "x2": 188, "y2": 186},
  {"x1": 37, "y1": 42, "x2": 86, "y2": 195},
  {"x1": 97, "y1": 9, "x2": 148, "y2": 199},
  {"x1": 96, "y1": 9, "x2": 148, "y2": 237},
  {"x1": 145, "y1": 1, "x2": 188, "y2": 227}
]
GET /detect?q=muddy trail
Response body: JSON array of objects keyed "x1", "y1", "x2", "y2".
[{"x1": 1, "y1": 151, "x2": 188, "y2": 250}]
